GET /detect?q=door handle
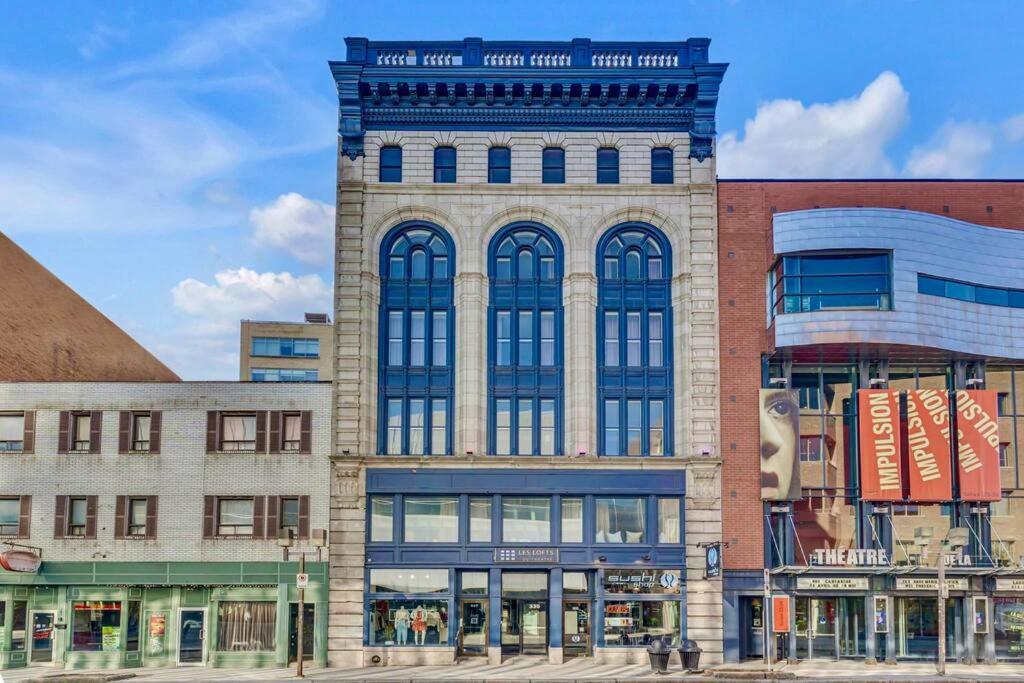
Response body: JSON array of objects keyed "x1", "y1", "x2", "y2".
[{"x1": 200, "y1": 629, "x2": 206, "y2": 641}]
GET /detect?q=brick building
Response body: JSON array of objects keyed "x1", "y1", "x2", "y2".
[{"x1": 239, "y1": 314, "x2": 335, "y2": 383}]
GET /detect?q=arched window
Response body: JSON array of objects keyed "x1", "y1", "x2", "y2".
[
  {"x1": 597, "y1": 224, "x2": 673, "y2": 456},
  {"x1": 378, "y1": 223, "x2": 455, "y2": 455},
  {"x1": 488, "y1": 223, "x2": 564, "y2": 456}
]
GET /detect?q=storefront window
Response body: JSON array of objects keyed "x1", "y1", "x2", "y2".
[
  {"x1": 603, "y1": 600, "x2": 680, "y2": 647},
  {"x1": 216, "y1": 602, "x2": 275, "y2": 652},
  {"x1": 470, "y1": 497, "x2": 492, "y2": 542},
  {"x1": 71, "y1": 601, "x2": 122, "y2": 652},
  {"x1": 596, "y1": 497, "x2": 645, "y2": 543},
  {"x1": 561, "y1": 497, "x2": 583, "y2": 543},
  {"x1": 658, "y1": 498, "x2": 680, "y2": 544},
  {"x1": 368, "y1": 600, "x2": 449, "y2": 646},
  {"x1": 564, "y1": 572, "x2": 589, "y2": 594},
  {"x1": 404, "y1": 496, "x2": 458, "y2": 543},
  {"x1": 370, "y1": 569, "x2": 449, "y2": 594},
  {"x1": 994, "y1": 597, "x2": 1024, "y2": 659},
  {"x1": 370, "y1": 496, "x2": 393, "y2": 542},
  {"x1": 460, "y1": 571, "x2": 488, "y2": 595},
  {"x1": 11, "y1": 600, "x2": 26, "y2": 650},
  {"x1": 502, "y1": 497, "x2": 551, "y2": 543}
]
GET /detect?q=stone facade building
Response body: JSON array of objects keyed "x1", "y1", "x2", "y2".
[{"x1": 328, "y1": 38, "x2": 727, "y2": 667}]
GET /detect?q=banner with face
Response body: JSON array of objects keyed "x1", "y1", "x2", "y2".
[{"x1": 760, "y1": 388, "x2": 801, "y2": 501}]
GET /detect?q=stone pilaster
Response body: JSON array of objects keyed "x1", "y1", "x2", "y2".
[
  {"x1": 564, "y1": 272, "x2": 597, "y2": 455},
  {"x1": 328, "y1": 463, "x2": 366, "y2": 667}
]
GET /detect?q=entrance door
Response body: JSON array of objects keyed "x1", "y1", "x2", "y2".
[
  {"x1": 501, "y1": 599, "x2": 548, "y2": 655},
  {"x1": 795, "y1": 598, "x2": 837, "y2": 659},
  {"x1": 460, "y1": 599, "x2": 487, "y2": 656},
  {"x1": 839, "y1": 598, "x2": 865, "y2": 657},
  {"x1": 563, "y1": 600, "x2": 590, "y2": 657},
  {"x1": 740, "y1": 597, "x2": 764, "y2": 660},
  {"x1": 897, "y1": 598, "x2": 956, "y2": 659},
  {"x1": 29, "y1": 611, "x2": 55, "y2": 663},
  {"x1": 177, "y1": 609, "x2": 206, "y2": 665},
  {"x1": 288, "y1": 604, "x2": 315, "y2": 663}
]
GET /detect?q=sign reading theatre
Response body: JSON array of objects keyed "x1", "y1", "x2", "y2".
[{"x1": 858, "y1": 390, "x2": 903, "y2": 501}]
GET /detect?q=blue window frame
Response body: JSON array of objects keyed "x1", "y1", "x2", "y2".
[
  {"x1": 488, "y1": 147, "x2": 511, "y2": 183},
  {"x1": 379, "y1": 145, "x2": 402, "y2": 182},
  {"x1": 488, "y1": 223, "x2": 563, "y2": 456},
  {"x1": 597, "y1": 224, "x2": 673, "y2": 456},
  {"x1": 919, "y1": 274, "x2": 1024, "y2": 309},
  {"x1": 250, "y1": 368, "x2": 319, "y2": 382},
  {"x1": 542, "y1": 147, "x2": 565, "y2": 184},
  {"x1": 596, "y1": 147, "x2": 619, "y2": 184},
  {"x1": 770, "y1": 252, "x2": 891, "y2": 317},
  {"x1": 651, "y1": 147, "x2": 673, "y2": 184},
  {"x1": 251, "y1": 337, "x2": 319, "y2": 358},
  {"x1": 378, "y1": 222, "x2": 455, "y2": 455},
  {"x1": 433, "y1": 146, "x2": 456, "y2": 183}
]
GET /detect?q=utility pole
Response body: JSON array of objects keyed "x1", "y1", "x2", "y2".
[
  {"x1": 937, "y1": 545, "x2": 946, "y2": 676},
  {"x1": 297, "y1": 551, "x2": 305, "y2": 679}
]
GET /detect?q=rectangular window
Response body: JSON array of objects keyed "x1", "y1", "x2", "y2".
[
  {"x1": 658, "y1": 498, "x2": 681, "y2": 544},
  {"x1": 217, "y1": 498, "x2": 254, "y2": 536},
  {"x1": 0, "y1": 414, "x2": 24, "y2": 451},
  {"x1": 496, "y1": 400, "x2": 511, "y2": 455},
  {"x1": 404, "y1": 496, "x2": 458, "y2": 543},
  {"x1": 596, "y1": 147, "x2": 619, "y2": 184},
  {"x1": 386, "y1": 399, "x2": 403, "y2": 455},
  {"x1": 649, "y1": 400, "x2": 665, "y2": 456},
  {"x1": 68, "y1": 497, "x2": 88, "y2": 536},
  {"x1": 603, "y1": 601, "x2": 679, "y2": 646},
  {"x1": 0, "y1": 498, "x2": 19, "y2": 535},
  {"x1": 131, "y1": 413, "x2": 151, "y2": 451},
  {"x1": 434, "y1": 146, "x2": 456, "y2": 183},
  {"x1": 595, "y1": 497, "x2": 645, "y2": 543},
  {"x1": 282, "y1": 413, "x2": 301, "y2": 451},
  {"x1": 502, "y1": 497, "x2": 550, "y2": 543},
  {"x1": 488, "y1": 147, "x2": 511, "y2": 183},
  {"x1": 432, "y1": 311, "x2": 447, "y2": 366},
  {"x1": 540, "y1": 311, "x2": 555, "y2": 366},
  {"x1": 496, "y1": 311, "x2": 512, "y2": 366},
  {"x1": 518, "y1": 311, "x2": 533, "y2": 366},
  {"x1": 72, "y1": 413, "x2": 91, "y2": 451},
  {"x1": 220, "y1": 414, "x2": 256, "y2": 451},
  {"x1": 998, "y1": 393, "x2": 1011, "y2": 416},
  {"x1": 127, "y1": 497, "x2": 148, "y2": 536},
  {"x1": 564, "y1": 572, "x2": 588, "y2": 594},
  {"x1": 539, "y1": 400, "x2": 555, "y2": 456},
  {"x1": 216, "y1": 602, "x2": 276, "y2": 652},
  {"x1": 410, "y1": 311, "x2": 426, "y2": 366},
  {"x1": 799, "y1": 435, "x2": 822, "y2": 462},
  {"x1": 605, "y1": 312, "x2": 619, "y2": 366},
  {"x1": 648, "y1": 312, "x2": 664, "y2": 367},
  {"x1": 251, "y1": 368, "x2": 318, "y2": 382},
  {"x1": 71, "y1": 601, "x2": 122, "y2": 652},
  {"x1": 651, "y1": 147, "x2": 673, "y2": 184},
  {"x1": 369, "y1": 568, "x2": 449, "y2": 593},
  {"x1": 250, "y1": 337, "x2": 319, "y2": 358},
  {"x1": 605, "y1": 400, "x2": 620, "y2": 456},
  {"x1": 367, "y1": 599, "x2": 450, "y2": 646},
  {"x1": 561, "y1": 497, "x2": 583, "y2": 543},
  {"x1": 461, "y1": 571, "x2": 489, "y2": 594},
  {"x1": 542, "y1": 147, "x2": 565, "y2": 184},
  {"x1": 1000, "y1": 443, "x2": 1010, "y2": 468},
  {"x1": 279, "y1": 497, "x2": 299, "y2": 538},
  {"x1": 517, "y1": 399, "x2": 533, "y2": 455},
  {"x1": 11, "y1": 601, "x2": 26, "y2": 651},
  {"x1": 627, "y1": 400, "x2": 642, "y2": 456},
  {"x1": 370, "y1": 496, "x2": 393, "y2": 542},
  {"x1": 626, "y1": 312, "x2": 641, "y2": 367},
  {"x1": 430, "y1": 400, "x2": 447, "y2": 455},
  {"x1": 408, "y1": 399, "x2": 425, "y2": 455},
  {"x1": 470, "y1": 497, "x2": 492, "y2": 542},
  {"x1": 774, "y1": 252, "x2": 891, "y2": 316},
  {"x1": 379, "y1": 145, "x2": 402, "y2": 182},
  {"x1": 388, "y1": 311, "x2": 403, "y2": 365}
]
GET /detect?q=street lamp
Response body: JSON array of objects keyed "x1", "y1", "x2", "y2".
[{"x1": 937, "y1": 527, "x2": 970, "y2": 675}]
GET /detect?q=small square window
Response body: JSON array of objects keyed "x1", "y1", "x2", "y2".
[
  {"x1": 217, "y1": 498, "x2": 254, "y2": 536},
  {"x1": 220, "y1": 414, "x2": 257, "y2": 451},
  {"x1": 0, "y1": 414, "x2": 24, "y2": 452}
]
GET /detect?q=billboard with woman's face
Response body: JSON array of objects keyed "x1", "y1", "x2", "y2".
[{"x1": 760, "y1": 388, "x2": 801, "y2": 501}]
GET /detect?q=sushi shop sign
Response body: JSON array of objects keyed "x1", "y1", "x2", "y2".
[{"x1": 0, "y1": 548, "x2": 42, "y2": 573}]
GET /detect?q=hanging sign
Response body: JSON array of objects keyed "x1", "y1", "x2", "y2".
[
  {"x1": 705, "y1": 543, "x2": 722, "y2": 578},
  {"x1": 858, "y1": 390, "x2": 904, "y2": 501},
  {"x1": 905, "y1": 390, "x2": 953, "y2": 502},
  {"x1": 771, "y1": 596, "x2": 791, "y2": 633},
  {"x1": 955, "y1": 390, "x2": 1002, "y2": 502},
  {"x1": 0, "y1": 549, "x2": 42, "y2": 573}
]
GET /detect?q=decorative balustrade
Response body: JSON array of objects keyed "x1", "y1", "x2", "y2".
[
  {"x1": 422, "y1": 50, "x2": 457, "y2": 66},
  {"x1": 375, "y1": 50, "x2": 410, "y2": 66},
  {"x1": 638, "y1": 50, "x2": 679, "y2": 68},
  {"x1": 592, "y1": 50, "x2": 632, "y2": 68},
  {"x1": 530, "y1": 50, "x2": 571, "y2": 67},
  {"x1": 484, "y1": 50, "x2": 525, "y2": 67}
]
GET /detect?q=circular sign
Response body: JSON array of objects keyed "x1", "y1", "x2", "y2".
[
  {"x1": 659, "y1": 572, "x2": 678, "y2": 590},
  {"x1": 707, "y1": 546, "x2": 720, "y2": 566}
]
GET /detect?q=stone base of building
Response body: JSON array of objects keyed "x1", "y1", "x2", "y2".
[
  {"x1": 594, "y1": 647, "x2": 682, "y2": 666},
  {"x1": 362, "y1": 646, "x2": 456, "y2": 666}
]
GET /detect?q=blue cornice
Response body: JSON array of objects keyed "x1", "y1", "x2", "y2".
[{"x1": 331, "y1": 37, "x2": 728, "y2": 161}]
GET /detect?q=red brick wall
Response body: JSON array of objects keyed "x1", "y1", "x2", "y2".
[{"x1": 718, "y1": 181, "x2": 1024, "y2": 570}]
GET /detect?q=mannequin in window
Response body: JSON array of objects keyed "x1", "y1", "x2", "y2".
[
  {"x1": 426, "y1": 605, "x2": 441, "y2": 644},
  {"x1": 411, "y1": 604, "x2": 428, "y2": 645},
  {"x1": 394, "y1": 605, "x2": 410, "y2": 645}
]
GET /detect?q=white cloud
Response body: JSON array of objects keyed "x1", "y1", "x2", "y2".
[
  {"x1": 1003, "y1": 114, "x2": 1024, "y2": 144},
  {"x1": 79, "y1": 23, "x2": 128, "y2": 59},
  {"x1": 903, "y1": 122, "x2": 994, "y2": 178},
  {"x1": 250, "y1": 193, "x2": 335, "y2": 264},
  {"x1": 717, "y1": 71, "x2": 909, "y2": 178}
]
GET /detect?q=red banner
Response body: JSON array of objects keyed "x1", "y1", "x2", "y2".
[
  {"x1": 905, "y1": 390, "x2": 953, "y2": 502},
  {"x1": 858, "y1": 390, "x2": 904, "y2": 501},
  {"x1": 955, "y1": 390, "x2": 1002, "y2": 502}
]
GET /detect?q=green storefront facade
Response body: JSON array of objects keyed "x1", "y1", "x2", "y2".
[{"x1": 0, "y1": 561, "x2": 327, "y2": 670}]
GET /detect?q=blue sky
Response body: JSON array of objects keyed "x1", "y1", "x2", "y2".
[{"x1": 2, "y1": 1, "x2": 1022, "y2": 379}]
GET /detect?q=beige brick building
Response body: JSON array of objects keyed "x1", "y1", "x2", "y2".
[{"x1": 240, "y1": 315, "x2": 334, "y2": 383}]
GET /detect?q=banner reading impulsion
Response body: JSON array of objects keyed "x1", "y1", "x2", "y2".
[
  {"x1": 858, "y1": 390, "x2": 903, "y2": 501},
  {"x1": 905, "y1": 389, "x2": 953, "y2": 502},
  {"x1": 955, "y1": 390, "x2": 1003, "y2": 502}
]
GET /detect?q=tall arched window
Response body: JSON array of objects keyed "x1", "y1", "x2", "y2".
[
  {"x1": 597, "y1": 224, "x2": 673, "y2": 456},
  {"x1": 488, "y1": 223, "x2": 564, "y2": 456},
  {"x1": 378, "y1": 222, "x2": 455, "y2": 455}
]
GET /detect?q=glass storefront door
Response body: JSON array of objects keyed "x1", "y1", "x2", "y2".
[
  {"x1": 501, "y1": 599, "x2": 548, "y2": 655},
  {"x1": 177, "y1": 609, "x2": 205, "y2": 664},
  {"x1": 795, "y1": 598, "x2": 836, "y2": 659},
  {"x1": 896, "y1": 598, "x2": 956, "y2": 659},
  {"x1": 563, "y1": 600, "x2": 590, "y2": 657},
  {"x1": 460, "y1": 599, "x2": 487, "y2": 655},
  {"x1": 30, "y1": 612, "x2": 55, "y2": 663},
  {"x1": 839, "y1": 597, "x2": 865, "y2": 657}
]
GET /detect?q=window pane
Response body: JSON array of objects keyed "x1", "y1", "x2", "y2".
[
  {"x1": 70, "y1": 498, "x2": 87, "y2": 525},
  {"x1": 470, "y1": 497, "x2": 492, "y2": 542},
  {"x1": 410, "y1": 311, "x2": 425, "y2": 366},
  {"x1": 651, "y1": 147, "x2": 673, "y2": 184},
  {"x1": 496, "y1": 399, "x2": 512, "y2": 455},
  {"x1": 0, "y1": 415, "x2": 24, "y2": 450},
  {"x1": 496, "y1": 257, "x2": 511, "y2": 280},
  {"x1": 517, "y1": 249, "x2": 533, "y2": 279},
  {"x1": 379, "y1": 146, "x2": 402, "y2": 182},
  {"x1": 497, "y1": 311, "x2": 511, "y2": 366},
  {"x1": 605, "y1": 399, "x2": 620, "y2": 456},
  {"x1": 408, "y1": 399, "x2": 425, "y2": 455},
  {"x1": 430, "y1": 400, "x2": 447, "y2": 455},
  {"x1": 502, "y1": 497, "x2": 550, "y2": 542},
  {"x1": 369, "y1": 568, "x2": 449, "y2": 593},
  {"x1": 595, "y1": 497, "x2": 645, "y2": 543},
  {"x1": 648, "y1": 257, "x2": 663, "y2": 279},
  {"x1": 71, "y1": 602, "x2": 122, "y2": 652},
  {"x1": 518, "y1": 310, "x2": 533, "y2": 366},
  {"x1": 604, "y1": 601, "x2": 680, "y2": 646},
  {"x1": 434, "y1": 147, "x2": 456, "y2": 183},
  {"x1": 216, "y1": 602, "x2": 275, "y2": 652},
  {"x1": 387, "y1": 399, "x2": 403, "y2": 454},
  {"x1": 279, "y1": 498, "x2": 299, "y2": 535},
  {"x1": 658, "y1": 498, "x2": 680, "y2": 543},
  {"x1": 411, "y1": 250, "x2": 427, "y2": 279},
  {"x1": 604, "y1": 257, "x2": 619, "y2": 279},
  {"x1": 539, "y1": 256, "x2": 555, "y2": 280},
  {"x1": 627, "y1": 400, "x2": 642, "y2": 455},
  {"x1": 404, "y1": 497, "x2": 459, "y2": 542},
  {"x1": 128, "y1": 498, "x2": 148, "y2": 535},
  {"x1": 388, "y1": 311, "x2": 403, "y2": 365},
  {"x1": 649, "y1": 312, "x2": 663, "y2": 367},
  {"x1": 0, "y1": 499, "x2": 19, "y2": 534},
  {"x1": 517, "y1": 399, "x2": 533, "y2": 455},
  {"x1": 564, "y1": 572, "x2": 588, "y2": 594},
  {"x1": 540, "y1": 400, "x2": 555, "y2": 455},
  {"x1": 218, "y1": 499, "x2": 254, "y2": 535},
  {"x1": 370, "y1": 496, "x2": 393, "y2": 542},
  {"x1": 283, "y1": 414, "x2": 301, "y2": 449},
  {"x1": 433, "y1": 256, "x2": 448, "y2": 279},
  {"x1": 604, "y1": 312, "x2": 619, "y2": 367},
  {"x1": 561, "y1": 498, "x2": 583, "y2": 543},
  {"x1": 597, "y1": 148, "x2": 619, "y2": 184},
  {"x1": 625, "y1": 250, "x2": 641, "y2": 280},
  {"x1": 220, "y1": 415, "x2": 258, "y2": 448},
  {"x1": 542, "y1": 147, "x2": 565, "y2": 184},
  {"x1": 626, "y1": 312, "x2": 641, "y2": 367},
  {"x1": 367, "y1": 599, "x2": 450, "y2": 646},
  {"x1": 488, "y1": 147, "x2": 511, "y2": 183},
  {"x1": 432, "y1": 311, "x2": 447, "y2": 366},
  {"x1": 649, "y1": 400, "x2": 665, "y2": 456},
  {"x1": 540, "y1": 311, "x2": 555, "y2": 366}
]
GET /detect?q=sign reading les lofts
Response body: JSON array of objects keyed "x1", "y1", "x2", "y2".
[{"x1": 858, "y1": 390, "x2": 903, "y2": 501}]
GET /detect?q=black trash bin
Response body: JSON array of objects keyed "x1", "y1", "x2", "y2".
[
  {"x1": 647, "y1": 638, "x2": 671, "y2": 674},
  {"x1": 679, "y1": 639, "x2": 702, "y2": 672}
]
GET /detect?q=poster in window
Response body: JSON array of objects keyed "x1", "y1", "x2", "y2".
[
  {"x1": 858, "y1": 390, "x2": 904, "y2": 501},
  {"x1": 760, "y1": 389, "x2": 801, "y2": 501},
  {"x1": 956, "y1": 390, "x2": 1003, "y2": 502},
  {"x1": 905, "y1": 390, "x2": 953, "y2": 502},
  {"x1": 873, "y1": 596, "x2": 889, "y2": 633},
  {"x1": 975, "y1": 596, "x2": 990, "y2": 634}
]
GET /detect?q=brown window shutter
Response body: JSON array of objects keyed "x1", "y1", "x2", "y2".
[
  {"x1": 268, "y1": 411, "x2": 281, "y2": 454},
  {"x1": 85, "y1": 495, "x2": 98, "y2": 539},
  {"x1": 206, "y1": 411, "x2": 219, "y2": 453},
  {"x1": 89, "y1": 411, "x2": 102, "y2": 454},
  {"x1": 146, "y1": 496, "x2": 158, "y2": 539},
  {"x1": 298, "y1": 495, "x2": 310, "y2": 540},
  {"x1": 255, "y1": 412, "x2": 267, "y2": 453},
  {"x1": 18, "y1": 495, "x2": 31, "y2": 538},
  {"x1": 203, "y1": 496, "x2": 216, "y2": 538},
  {"x1": 118, "y1": 412, "x2": 131, "y2": 454},
  {"x1": 54, "y1": 495, "x2": 67, "y2": 539},
  {"x1": 149, "y1": 411, "x2": 162, "y2": 454},
  {"x1": 252, "y1": 495, "x2": 265, "y2": 539},
  {"x1": 114, "y1": 495, "x2": 126, "y2": 539},
  {"x1": 300, "y1": 411, "x2": 312, "y2": 454},
  {"x1": 266, "y1": 496, "x2": 280, "y2": 540},
  {"x1": 22, "y1": 412, "x2": 35, "y2": 454},
  {"x1": 58, "y1": 412, "x2": 70, "y2": 454}
]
